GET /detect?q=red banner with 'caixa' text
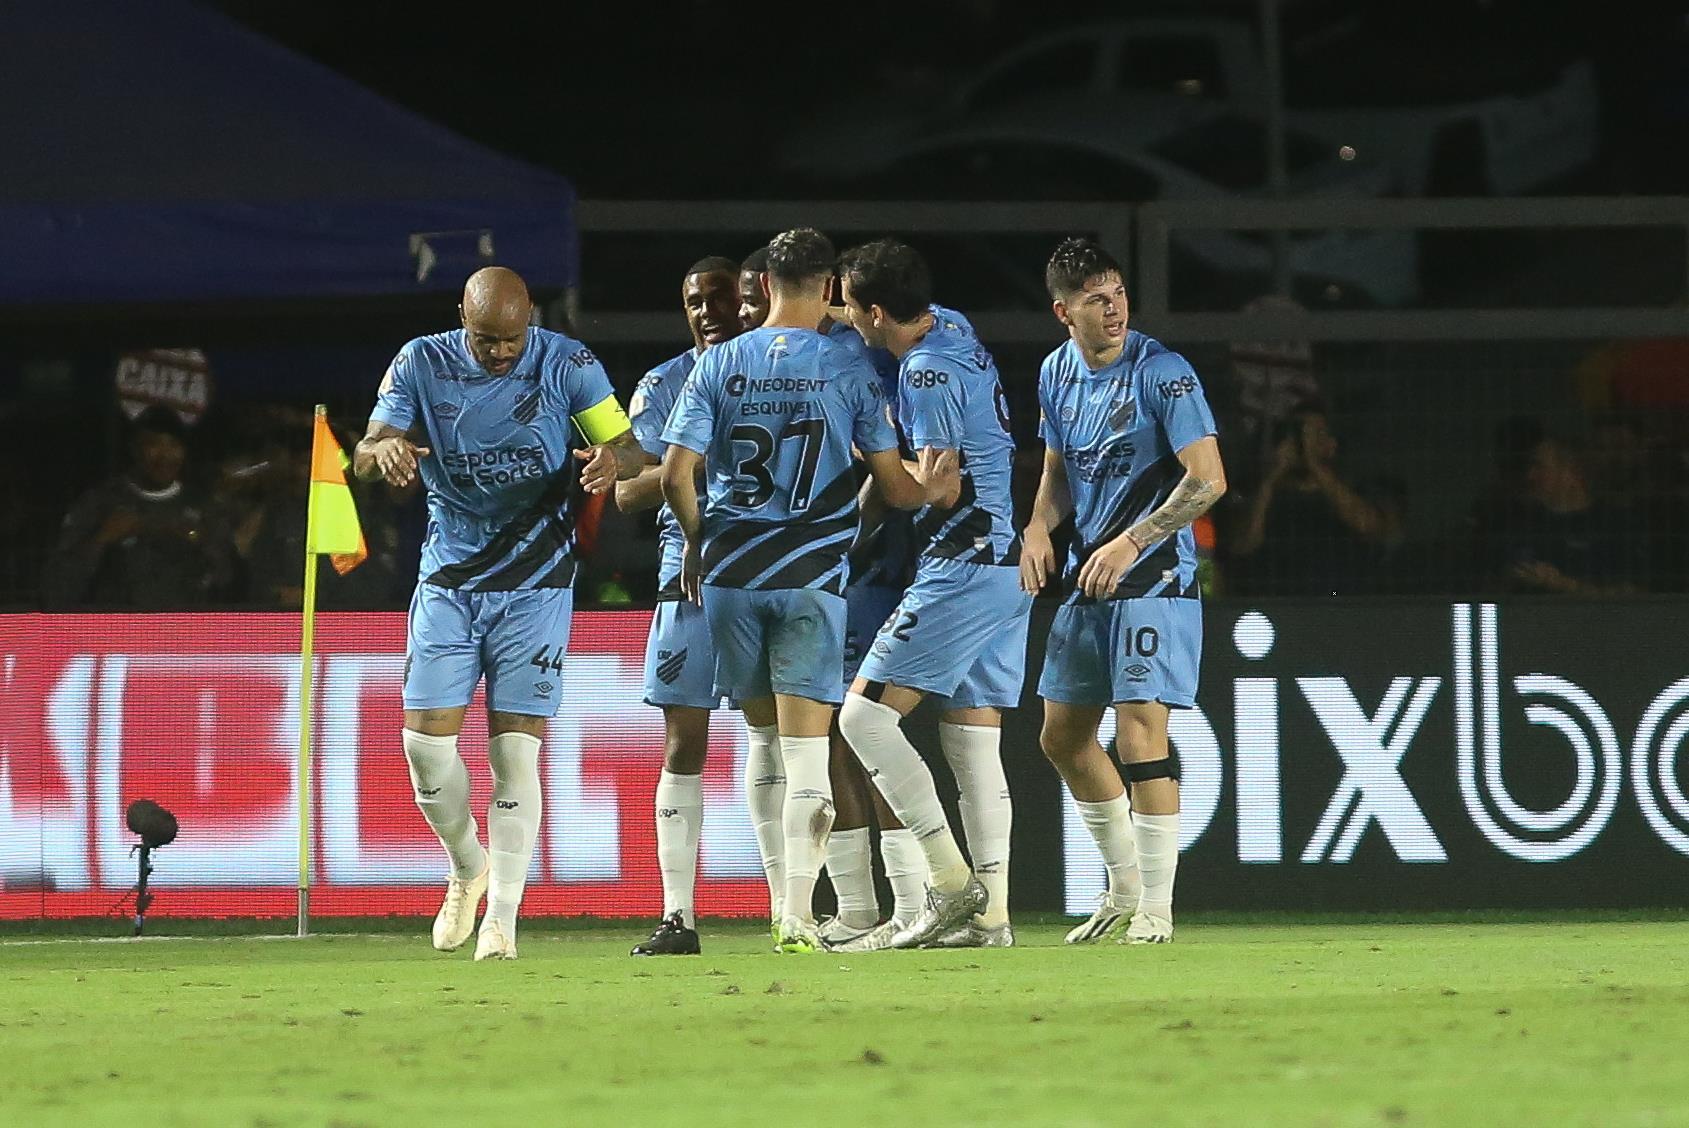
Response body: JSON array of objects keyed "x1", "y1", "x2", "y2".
[{"x1": 0, "y1": 612, "x2": 766, "y2": 919}]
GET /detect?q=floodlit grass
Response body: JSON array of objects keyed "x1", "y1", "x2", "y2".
[{"x1": 1, "y1": 917, "x2": 1684, "y2": 1126}]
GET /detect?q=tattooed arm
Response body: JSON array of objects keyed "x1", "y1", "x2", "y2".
[{"x1": 1076, "y1": 436, "x2": 1227, "y2": 599}]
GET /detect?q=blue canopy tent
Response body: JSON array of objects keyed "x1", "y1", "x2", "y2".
[{"x1": 2, "y1": 1, "x2": 578, "y2": 306}]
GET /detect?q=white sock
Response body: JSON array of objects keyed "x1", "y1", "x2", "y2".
[
  {"x1": 1133, "y1": 811, "x2": 1180, "y2": 919},
  {"x1": 838, "y1": 695, "x2": 969, "y2": 891},
  {"x1": 484, "y1": 731, "x2": 543, "y2": 934},
  {"x1": 823, "y1": 827, "x2": 878, "y2": 928},
  {"x1": 1076, "y1": 792, "x2": 1142, "y2": 905},
  {"x1": 879, "y1": 828, "x2": 928, "y2": 925},
  {"x1": 940, "y1": 722, "x2": 1012, "y2": 926},
  {"x1": 402, "y1": 730, "x2": 486, "y2": 881},
  {"x1": 654, "y1": 770, "x2": 703, "y2": 928},
  {"x1": 744, "y1": 724, "x2": 786, "y2": 915},
  {"x1": 779, "y1": 735, "x2": 834, "y2": 925}
]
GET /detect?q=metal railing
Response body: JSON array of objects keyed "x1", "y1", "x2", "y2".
[
  {"x1": 1138, "y1": 196, "x2": 1689, "y2": 341},
  {"x1": 574, "y1": 196, "x2": 1689, "y2": 344}
]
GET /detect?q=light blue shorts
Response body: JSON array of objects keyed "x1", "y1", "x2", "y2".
[
  {"x1": 404, "y1": 583, "x2": 574, "y2": 717},
  {"x1": 1038, "y1": 596, "x2": 1202, "y2": 708},
  {"x1": 703, "y1": 586, "x2": 848, "y2": 705},
  {"x1": 855, "y1": 559, "x2": 1031, "y2": 710},
  {"x1": 844, "y1": 583, "x2": 901, "y2": 686},
  {"x1": 643, "y1": 599, "x2": 723, "y2": 711}
]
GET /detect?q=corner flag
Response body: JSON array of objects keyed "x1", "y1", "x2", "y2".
[{"x1": 307, "y1": 410, "x2": 367, "y2": 574}]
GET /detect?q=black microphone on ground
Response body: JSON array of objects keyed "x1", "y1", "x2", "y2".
[{"x1": 125, "y1": 800, "x2": 178, "y2": 936}]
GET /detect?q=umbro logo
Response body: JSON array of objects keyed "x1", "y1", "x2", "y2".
[
  {"x1": 1124, "y1": 663, "x2": 1151, "y2": 680},
  {"x1": 495, "y1": 800, "x2": 519, "y2": 810},
  {"x1": 534, "y1": 681, "x2": 555, "y2": 695},
  {"x1": 433, "y1": 401, "x2": 460, "y2": 419},
  {"x1": 656, "y1": 648, "x2": 687, "y2": 685}
]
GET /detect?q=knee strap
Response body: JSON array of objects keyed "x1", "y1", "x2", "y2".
[{"x1": 1123, "y1": 754, "x2": 1180, "y2": 784}]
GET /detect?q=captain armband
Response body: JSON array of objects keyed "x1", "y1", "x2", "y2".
[{"x1": 573, "y1": 395, "x2": 633, "y2": 445}]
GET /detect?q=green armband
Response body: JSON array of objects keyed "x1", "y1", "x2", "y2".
[{"x1": 573, "y1": 394, "x2": 632, "y2": 445}]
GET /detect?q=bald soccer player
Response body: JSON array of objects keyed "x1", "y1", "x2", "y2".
[{"x1": 355, "y1": 267, "x2": 645, "y2": 960}]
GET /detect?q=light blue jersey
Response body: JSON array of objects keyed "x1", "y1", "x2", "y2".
[
  {"x1": 662, "y1": 326, "x2": 898, "y2": 595},
  {"x1": 899, "y1": 305, "x2": 1019, "y2": 566},
  {"x1": 370, "y1": 327, "x2": 628, "y2": 591},
  {"x1": 852, "y1": 304, "x2": 1031, "y2": 706},
  {"x1": 628, "y1": 347, "x2": 698, "y2": 595},
  {"x1": 1038, "y1": 331, "x2": 1217, "y2": 601}
]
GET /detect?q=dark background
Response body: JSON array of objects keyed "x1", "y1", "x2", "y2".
[{"x1": 209, "y1": 0, "x2": 1689, "y2": 199}]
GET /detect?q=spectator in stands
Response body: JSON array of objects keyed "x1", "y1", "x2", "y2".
[
  {"x1": 217, "y1": 412, "x2": 413, "y2": 609},
  {"x1": 1227, "y1": 399, "x2": 1404, "y2": 595},
  {"x1": 43, "y1": 407, "x2": 234, "y2": 608},
  {"x1": 1489, "y1": 432, "x2": 1644, "y2": 595}
]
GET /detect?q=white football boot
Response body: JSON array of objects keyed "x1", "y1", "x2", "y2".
[
  {"x1": 1064, "y1": 889, "x2": 1136, "y2": 945},
  {"x1": 474, "y1": 917, "x2": 518, "y2": 961},
  {"x1": 431, "y1": 867, "x2": 488, "y2": 952}
]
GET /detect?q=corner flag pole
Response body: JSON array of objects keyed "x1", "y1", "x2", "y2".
[
  {"x1": 297, "y1": 406, "x2": 325, "y2": 938},
  {"x1": 297, "y1": 405, "x2": 369, "y2": 938}
]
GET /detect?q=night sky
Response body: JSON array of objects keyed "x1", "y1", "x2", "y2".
[{"x1": 211, "y1": 0, "x2": 1689, "y2": 198}]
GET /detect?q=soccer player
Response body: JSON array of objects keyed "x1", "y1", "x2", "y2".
[
  {"x1": 738, "y1": 245, "x2": 770, "y2": 331},
  {"x1": 355, "y1": 267, "x2": 645, "y2": 960},
  {"x1": 836, "y1": 238, "x2": 1028, "y2": 950},
  {"x1": 659, "y1": 227, "x2": 955, "y2": 953},
  {"x1": 618, "y1": 257, "x2": 744, "y2": 956},
  {"x1": 819, "y1": 307, "x2": 928, "y2": 947},
  {"x1": 1021, "y1": 238, "x2": 1227, "y2": 945}
]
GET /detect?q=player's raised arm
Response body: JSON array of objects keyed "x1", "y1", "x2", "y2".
[
  {"x1": 863, "y1": 446, "x2": 957, "y2": 510},
  {"x1": 354, "y1": 419, "x2": 432, "y2": 487},
  {"x1": 1020, "y1": 444, "x2": 1073, "y2": 594}
]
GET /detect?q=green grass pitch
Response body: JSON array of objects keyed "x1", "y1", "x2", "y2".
[{"x1": 2, "y1": 916, "x2": 1685, "y2": 1127}]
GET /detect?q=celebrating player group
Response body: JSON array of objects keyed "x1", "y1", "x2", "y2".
[{"x1": 356, "y1": 229, "x2": 1227, "y2": 959}]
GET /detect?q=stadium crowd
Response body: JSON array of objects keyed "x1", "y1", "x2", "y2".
[{"x1": 19, "y1": 331, "x2": 1688, "y2": 610}]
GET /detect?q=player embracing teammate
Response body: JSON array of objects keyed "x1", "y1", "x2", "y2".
[{"x1": 380, "y1": 236, "x2": 1224, "y2": 956}]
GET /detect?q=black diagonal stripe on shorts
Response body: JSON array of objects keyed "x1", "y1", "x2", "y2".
[
  {"x1": 426, "y1": 471, "x2": 577, "y2": 588},
  {"x1": 702, "y1": 469, "x2": 858, "y2": 572},
  {"x1": 709, "y1": 513, "x2": 857, "y2": 588}
]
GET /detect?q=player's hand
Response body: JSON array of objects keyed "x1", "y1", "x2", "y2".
[
  {"x1": 681, "y1": 541, "x2": 704, "y2": 605},
  {"x1": 1020, "y1": 524, "x2": 1057, "y2": 594},
  {"x1": 917, "y1": 447, "x2": 961, "y2": 507},
  {"x1": 1077, "y1": 533, "x2": 1142, "y2": 599},
  {"x1": 574, "y1": 444, "x2": 619, "y2": 495},
  {"x1": 373, "y1": 437, "x2": 430, "y2": 487}
]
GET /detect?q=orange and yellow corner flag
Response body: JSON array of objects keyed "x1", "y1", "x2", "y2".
[{"x1": 307, "y1": 411, "x2": 367, "y2": 575}]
